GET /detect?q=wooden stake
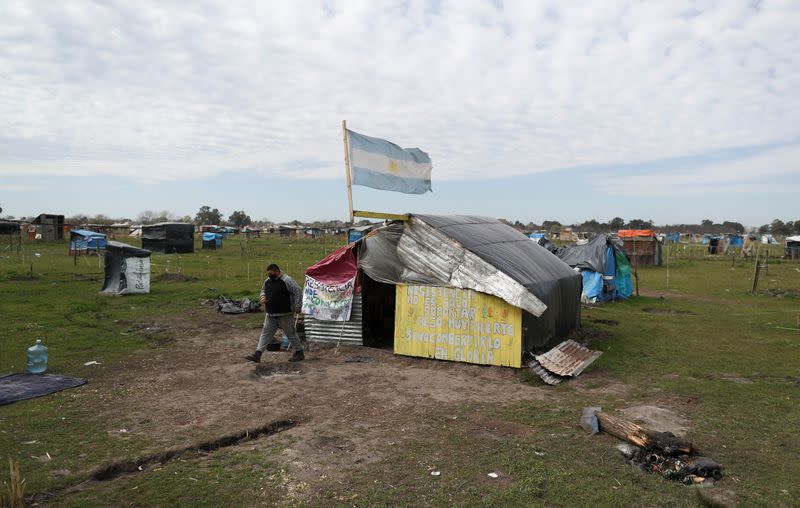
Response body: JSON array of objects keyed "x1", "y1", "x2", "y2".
[
  {"x1": 342, "y1": 120, "x2": 354, "y2": 223},
  {"x1": 751, "y1": 247, "x2": 761, "y2": 294}
]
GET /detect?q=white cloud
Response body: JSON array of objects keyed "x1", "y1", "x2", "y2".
[{"x1": 0, "y1": 0, "x2": 799, "y2": 188}]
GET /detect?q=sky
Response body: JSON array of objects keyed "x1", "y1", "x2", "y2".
[{"x1": 1, "y1": 0, "x2": 798, "y2": 226}]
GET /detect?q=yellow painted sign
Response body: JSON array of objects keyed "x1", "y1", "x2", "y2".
[{"x1": 394, "y1": 284, "x2": 522, "y2": 368}]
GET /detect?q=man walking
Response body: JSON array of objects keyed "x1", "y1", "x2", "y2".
[{"x1": 245, "y1": 263, "x2": 305, "y2": 363}]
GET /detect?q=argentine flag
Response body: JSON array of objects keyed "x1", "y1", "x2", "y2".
[{"x1": 347, "y1": 129, "x2": 432, "y2": 194}]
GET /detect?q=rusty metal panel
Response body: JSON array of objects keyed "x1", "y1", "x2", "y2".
[
  {"x1": 304, "y1": 295, "x2": 362, "y2": 345},
  {"x1": 528, "y1": 359, "x2": 566, "y2": 385},
  {"x1": 534, "y1": 339, "x2": 602, "y2": 377}
]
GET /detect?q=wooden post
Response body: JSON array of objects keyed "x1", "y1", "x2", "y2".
[
  {"x1": 342, "y1": 120, "x2": 354, "y2": 223},
  {"x1": 751, "y1": 247, "x2": 761, "y2": 294}
]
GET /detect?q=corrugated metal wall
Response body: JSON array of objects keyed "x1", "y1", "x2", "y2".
[{"x1": 304, "y1": 295, "x2": 363, "y2": 345}]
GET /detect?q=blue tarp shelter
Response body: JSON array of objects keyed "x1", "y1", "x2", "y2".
[
  {"x1": 529, "y1": 232, "x2": 547, "y2": 240},
  {"x1": 542, "y1": 235, "x2": 633, "y2": 303},
  {"x1": 69, "y1": 229, "x2": 107, "y2": 253},
  {"x1": 727, "y1": 235, "x2": 744, "y2": 248},
  {"x1": 666, "y1": 232, "x2": 681, "y2": 244},
  {"x1": 202, "y1": 232, "x2": 223, "y2": 249}
]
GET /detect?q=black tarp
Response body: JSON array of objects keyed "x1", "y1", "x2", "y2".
[
  {"x1": 552, "y1": 235, "x2": 610, "y2": 273},
  {"x1": 141, "y1": 222, "x2": 195, "y2": 253},
  {"x1": 414, "y1": 215, "x2": 581, "y2": 350},
  {"x1": 359, "y1": 215, "x2": 581, "y2": 351},
  {"x1": 0, "y1": 222, "x2": 20, "y2": 235},
  {"x1": 102, "y1": 241, "x2": 152, "y2": 295}
]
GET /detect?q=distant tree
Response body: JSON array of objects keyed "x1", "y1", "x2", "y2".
[
  {"x1": 579, "y1": 219, "x2": 602, "y2": 233},
  {"x1": 794, "y1": 220, "x2": 800, "y2": 234},
  {"x1": 757, "y1": 224, "x2": 769, "y2": 235},
  {"x1": 88, "y1": 214, "x2": 113, "y2": 225},
  {"x1": 542, "y1": 220, "x2": 561, "y2": 233},
  {"x1": 289, "y1": 219, "x2": 302, "y2": 226},
  {"x1": 67, "y1": 214, "x2": 89, "y2": 225},
  {"x1": 609, "y1": 217, "x2": 625, "y2": 230},
  {"x1": 0, "y1": 204, "x2": 2, "y2": 214},
  {"x1": 195, "y1": 206, "x2": 222, "y2": 225},
  {"x1": 721, "y1": 221, "x2": 744, "y2": 234},
  {"x1": 228, "y1": 210, "x2": 252, "y2": 228},
  {"x1": 627, "y1": 218, "x2": 654, "y2": 229},
  {"x1": 179, "y1": 215, "x2": 192, "y2": 223},
  {"x1": 784, "y1": 221, "x2": 794, "y2": 235},
  {"x1": 770, "y1": 219, "x2": 786, "y2": 236}
]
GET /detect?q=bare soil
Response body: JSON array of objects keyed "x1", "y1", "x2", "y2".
[{"x1": 61, "y1": 308, "x2": 670, "y2": 499}]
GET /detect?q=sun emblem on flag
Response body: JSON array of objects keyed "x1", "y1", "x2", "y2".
[{"x1": 388, "y1": 160, "x2": 399, "y2": 174}]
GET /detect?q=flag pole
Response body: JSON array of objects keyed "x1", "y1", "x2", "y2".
[{"x1": 342, "y1": 120, "x2": 354, "y2": 223}]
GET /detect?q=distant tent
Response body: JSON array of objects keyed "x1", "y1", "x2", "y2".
[
  {"x1": 529, "y1": 232, "x2": 547, "y2": 241},
  {"x1": 69, "y1": 229, "x2": 107, "y2": 254},
  {"x1": 665, "y1": 232, "x2": 681, "y2": 244},
  {"x1": 102, "y1": 242, "x2": 152, "y2": 295},
  {"x1": 202, "y1": 232, "x2": 223, "y2": 249},
  {"x1": 32, "y1": 214, "x2": 65, "y2": 241},
  {"x1": 546, "y1": 235, "x2": 633, "y2": 303},
  {"x1": 141, "y1": 223, "x2": 195, "y2": 253},
  {"x1": 707, "y1": 235, "x2": 726, "y2": 255},
  {"x1": 618, "y1": 230, "x2": 662, "y2": 266},
  {"x1": 727, "y1": 235, "x2": 744, "y2": 248},
  {"x1": 786, "y1": 236, "x2": 800, "y2": 259}
]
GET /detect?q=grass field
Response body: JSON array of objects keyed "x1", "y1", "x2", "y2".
[{"x1": 1, "y1": 234, "x2": 799, "y2": 507}]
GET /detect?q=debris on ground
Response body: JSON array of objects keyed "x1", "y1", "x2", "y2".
[
  {"x1": 529, "y1": 340, "x2": 602, "y2": 385},
  {"x1": 216, "y1": 295, "x2": 261, "y2": 314},
  {"x1": 581, "y1": 407, "x2": 723, "y2": 485}
]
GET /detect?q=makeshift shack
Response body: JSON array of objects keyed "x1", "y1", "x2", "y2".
[
  {"x1": 786, "y1": 236, "x2": 800, "y2": 259},
  {"x1": 347, "y1": 224, "x2": 380, "y2": 244},
  {"x1": 618, "y1": 230, "x2": 662, "y2": 266},
  {"x1": 202, "y1": 232, "x2": 223, "y2": 249},
  {"x1": 546, "y1": 235, "x2": 633, "y2": 303},
  {"x1": 707, "y1": 235, "x2": 726, "y2": 255},
  {"x1": 69, "y1": 229, "x2": 107, "y2": 254},
  {"x1": 303, "y1": 215, "x2": 581, "y2": 368},
  {"x1": 0, "y1": 221, "x2": 22, "y2": 252},
  {"x1": 32, "y1": 214, "x2": 65, "y2": 241},
  {"x1": 101, "y1": 241, "x2": 152, "y2": 295},
  {"x1": 141, "y1": 223, "x2": 195, "y2": 253}
]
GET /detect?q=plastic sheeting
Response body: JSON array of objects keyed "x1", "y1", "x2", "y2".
[
  {"x1": 69, "y1": 229, "x2": 107, "y2": 251},
  {"x1": 141, "y1": 223, "x2": 194, "y2": 253},
  {"x1": 0, "y1": 222, "x2": 20, "y2": 235},
  {"x1": 306, "y1": 245, "x2": 358, "y2": 285},
  {"x1": 359, "y1": 215, "x2": 581, "y2": 350},
  {"x1": 554, "y1": 235, "x2": 609, "y2": 273},
  {"x1": 102, "y1": 241, "x2": 152, "y2": 295},
  {"x1": 550, "y1": 235, "x2": 633, "y2": 302}
]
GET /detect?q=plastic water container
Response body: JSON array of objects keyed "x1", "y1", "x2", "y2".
[{"x1": 26, "y1": 339, "x2": 48, "y2": 374}]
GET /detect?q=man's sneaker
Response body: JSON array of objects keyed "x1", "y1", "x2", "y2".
[
  {"x1": 288, "y1": 350, "x2": 305, "y2": 362},
  {"x1": 244, "y1": 350, "x2": 263, "y2": 363}
]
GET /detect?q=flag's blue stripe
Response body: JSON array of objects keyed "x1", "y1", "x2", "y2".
[
  {"x1": 348, "y1": 130, "x2": 431, "y2": 163},
  {"x1": 351, "y1": 166, "x2": 432, "y2": 194}
]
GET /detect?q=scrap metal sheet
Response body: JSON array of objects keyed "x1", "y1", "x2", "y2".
[{"x1": 534, "y1": 339, "x2": 602, "y2": 378}]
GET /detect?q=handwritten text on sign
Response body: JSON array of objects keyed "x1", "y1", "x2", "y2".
[
  {"x1": 394, "y1": 285, "x2": 522, "y2": 368},
  {"x1": 302, "y1": 275, "x2": 355, "y2": 321}
]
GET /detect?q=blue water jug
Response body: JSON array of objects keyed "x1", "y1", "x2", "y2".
[{"x1": 26, "y1": 339, "x2": 48, "y2": 374}]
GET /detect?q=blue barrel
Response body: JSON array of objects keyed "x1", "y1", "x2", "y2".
[{"x1": 26, "y1": 339, "x2": 48, "y2": 374}]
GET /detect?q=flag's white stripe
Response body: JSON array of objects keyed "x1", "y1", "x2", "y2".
[{"x1": 349, "y1": 147, "x2": 432, "y2": 180}]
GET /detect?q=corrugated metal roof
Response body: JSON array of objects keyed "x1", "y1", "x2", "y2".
[
  {"x1": 534, "y1": 339, "x2": 602, "y2": 377},
  {"x1": 304, "y1": 295, "x2": 362, "y2": 345},
  {"x1": 528, "y1": 359, "x2": 566, "y2": 385}
]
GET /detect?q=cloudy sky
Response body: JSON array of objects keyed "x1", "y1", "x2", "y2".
[{"x1": 1, "y1": 0, "x2": 798, "y2": 225}]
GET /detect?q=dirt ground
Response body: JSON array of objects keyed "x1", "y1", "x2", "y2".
[{"x1": 57, "y1": 307, "x2": 689, "y2": 502}]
